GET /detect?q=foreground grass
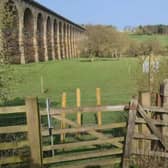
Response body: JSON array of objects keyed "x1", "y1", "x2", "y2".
[{"x1": 11, "y1": 58, "x2": 137, "y2": 107}]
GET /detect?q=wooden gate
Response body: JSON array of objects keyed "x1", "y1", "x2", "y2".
[
  {"x1": 123, "y1": 93, "x2": 168, "y2": 168},
  {"x1": 40, "y1": 88, "x2": 127, "y2": 168}
]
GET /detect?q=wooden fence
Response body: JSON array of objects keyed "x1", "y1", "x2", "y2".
[
  {"x1": 0, "y1": 98, "x2": 42, "y2": 168},
  {"x1": 41, "y1": 88, "x2": 127, "y2": 167},
  {"x1": 0, "y1": 88, "x2": 127, "y2": 168},
  {"x1": 122, "y1": 92, "x2": 168, "y2": 168},
  {"x1": 1, "y1": 89, "x2": 168, "y2": 168}
]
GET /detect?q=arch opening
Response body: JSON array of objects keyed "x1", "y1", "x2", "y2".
[
  {"x1": 37, "y1": 13, "x2": 45, "y2": 61},
  {"x1": 54, "y1": 20, "x2": 58, "y2": 59},
  {"x1": 63, "y1": 23, "x2": 67, "y2": 58},
  {"x1": 59, "y1": 22, "x2": 63, "y2": 59},
  {"x1": 46, "y1": 16, "x2": 52, "y2": 60},
  {"x1": 3, "y1": 0, "x2": 20, "y2": 63},
  {"x1": 23, "y1": 8, "x2": 35, "y2": 63}
]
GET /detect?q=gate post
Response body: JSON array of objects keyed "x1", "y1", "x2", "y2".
[
  {"x1": 163, "y1": 79, "x2": 168, "y2": 139},
  {"x1": 138, "y1": 91, "x2": 151, "y2": 153},
  {"x1": 122, "y1": 97, "x2": 138, "y2": 168},
  {"x1": 25, "y1": 97, "x2": 43, "y2": 168}
]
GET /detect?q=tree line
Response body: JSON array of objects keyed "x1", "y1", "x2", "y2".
[
  {"x1": 135, "y1": 25, "x2": 168, "y2": 35},
  {"x1": 80, "y1": 24, "x2": 168, "y2": 58}
]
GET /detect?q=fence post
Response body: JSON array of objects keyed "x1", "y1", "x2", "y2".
[
  {"x1": 25, "y1": 97, "x2": 42, "y2": 168},
  {"x1": 96, "y1": 88, "x2": 102, "y2": 127},
  {"x1": 61, "y1": 92, "x2": 67, "y2": 143},
  {"x1": 163, "y1": 79, "x2": 168, "y2": 140},
  {"x1": 122, "y1": 97, "x2": 138, "y2": 168},
  {"x1": 138, "y1": 91, "x2": 151, "y2": 154},
  {"x1": 76, "y1": 88, "x2": 81, "y2": 126}
]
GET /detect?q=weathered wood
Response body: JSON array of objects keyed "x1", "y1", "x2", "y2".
[
  {"x1": 138, "y1": 104, "x2": 168, "y2": 150},
  {"x1": 0, "y1": 106, "x2": 26, "y2": 114},
  {"x1": 43, "y1": 137, "x2": 124, "y2": 151},
  {"x1": 122, "y1": 97, "x2": 138, "y2": 168},
  {"x1": 42, "y1": 122, "x2": 126, "y2": 136},
  {"x1": 133, "y1": 133, "x2": 159, "y2": 141},
  {"x1": 76, "y1": 88, "x2": 81, "y2": 126},
  {"x1": 136, "y1": 118, "x2": 168, "y2": 126},
  {"x1": 25, "y1": 97, "x2": 42, "y2": 168},
  {"x1": 52, "y1": 115, "x2": 108, "y2": 140},
  {"x1": 60, "y1": 92, "x2": 66, "y2": 143},
  {"x1": 133, "y1": 150, "x2": 168, "y2": 158},
  {"x1": 40, "y1": 105, "x2": 125, "y2": 116},
  {"x1": 138, "y1": 92, "x2": 151, "y2": 153},
  {"x1": 96, "y1": 88, "x2": 102, "y2": 127},
  {"x1": 163, "y1": 79, "x2": 168, "y2": 143},
  {"x1": 143, "y1": 106, "x2": 168, "y2": 113},
  {"x1": 0, "y1": 140, "x2": 29, "y2": 150},
  {"x1": 0, "y1": 125, "x2": 28, "y2": 134},
  {"x1": 56, "y1": 158, "x2": 121, "y2": 168},
  {"x1": 43, "y1": 149, "x2": 123, "y2": 164},
  {"x1": 0, "y1": 156, "x2": 24, "y2": 165}
]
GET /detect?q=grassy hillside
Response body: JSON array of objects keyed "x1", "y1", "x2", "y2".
[
  {"x1": 10, "y1": 58, "x2": 138, "y2": 107},
  {"x1": 129, "y1": 34, "x2": 168, "y2": 46}
]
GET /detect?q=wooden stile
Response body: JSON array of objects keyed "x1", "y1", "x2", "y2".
[
  {"x1": 96, "y1": 88, "x2": 102, "y2": 127},
  {"x1": 61, "y1": 92, "x2": 67, "y2": 143}
]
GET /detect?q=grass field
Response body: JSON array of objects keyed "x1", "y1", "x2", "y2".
[
  {"x1": 129, "y1": 34, "x2": 168, "y2": 46},
  {"x1": 10, "y1": 58, "x2": 137, "y2": 107}
]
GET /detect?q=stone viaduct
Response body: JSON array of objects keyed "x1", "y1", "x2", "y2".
[{"x1": 0, "y1": 0, "x2": 85, "y2": 64}]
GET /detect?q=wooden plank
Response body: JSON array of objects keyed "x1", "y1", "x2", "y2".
[
  {"x1": 133, "y1": 133, "x2": 159, "y2": 141},
  {"x1": 136, "y1": 118, "x2": 168, "y2": 126},
  {"x1": 0, "y1": 140, "x2": 29, "y2": 150},
  {"x1": 122, "y1": 98, "x2": 138, "y2": 168},
  {"x1": 0, "y1": 156, "x2": 24, "y2": 165},
  {"x1": 43, "y1": 149, "x2": 123, "y2": 164},
  {"x1": 60, "y1": 92, "x2": 66, "y2": 143},
  {"x1": 138, "y1": 104, "x2": 168, "y2": 150},
  {"x1": 42, "y1": 122, "x2": 126, "y2": 136},
  {"x1": 138, "y1": 92, "x2": 151, "y2": 153},
  {"x1": 56, "y1": 158, "x2": 121, "y2": 168},
  {"x1": 144, "y1": 106, "x2": 168, "y2": 113},
  {"x1": 133, "y1": 150, "x2": 168, "y2": 158},
  {"x1": 43, "y1": 137, "x2": 124, "y2": 151},
  {"x1": 0, "y1": 106, "x2": 26, "y2": 114},
  {"x1": 0, "y1": 125, "x2": 27, "y2": 134},
  {"x1": 25, "y1": 97, "x2": 42, "y2": 168},
  {"x1": 52, "y1": 115, "x2": 108, "y2": 140},
  {"x1": 96, "y1": 88, "x2": 102, "y2": 127},
  {"x1": 40, "y1": 105, "x2": 125, "y2": 116}
]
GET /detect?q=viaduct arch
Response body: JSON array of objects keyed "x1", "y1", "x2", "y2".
[{"x1": 0, "y1": 0, "x2": 85, "y2": 64}]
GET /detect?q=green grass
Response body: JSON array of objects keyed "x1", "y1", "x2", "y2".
[
  {"x1": 129, "y1": 34, "x2": 168, "y2": 46},
  {"x1": 10, "y1": 58, "x2": 137, "y2": 107}
]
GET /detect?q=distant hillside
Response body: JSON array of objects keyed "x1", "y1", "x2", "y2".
[{"x1": 128, "y1": 34, "x2": 168, "y2": 47}]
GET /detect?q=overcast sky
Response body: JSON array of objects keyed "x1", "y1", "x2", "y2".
[{"x1": 36, "y1": 0, "x2": 168, "y2": 30}]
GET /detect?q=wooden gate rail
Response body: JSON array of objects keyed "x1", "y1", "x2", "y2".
[
  {"x1": 122, "y1": 99, "x2": 168, "y2": 168},
  {"x1": 0, "y1": 105, "x2": 29, "y2": 165},
  {"x1": 43, "y1": 149, "x2": 123, "y2": 164},
  {"x1": 42, "y1": 122, "x2": 126, "y2": 136},
  {"x1": 40, "y1": 105, "x2": 125, "y2": 116},
  {"x1": 0, "y1": 97, "x2": 42, "y2": 168}
]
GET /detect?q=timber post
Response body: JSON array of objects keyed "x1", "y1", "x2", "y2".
[
  {"x1": 25, "y1": 97, "x2": 43, "y2": 168},
  {"x1": 122, "y1": 96, "x2": 138, "y2": 168},
  {"x1": 163, "y1": 79, "x2": 168, "y2": 146},
  {"x1": 138, "y1": 91, "x2": 151, "y2": 153}
]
